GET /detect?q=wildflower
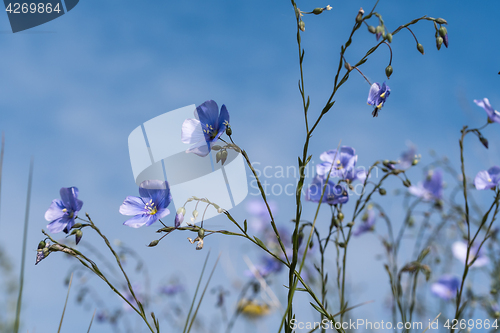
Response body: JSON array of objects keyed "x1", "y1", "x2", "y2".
[
  {"x1": 353, "y1": 206, "x2": 376, "y2": 236},
  {"x1": 431, "y1": 275, "x2": 460, "y2": 300},
  {"x1": 316, "y1": 146, "x2": 366, "y2": 182},
  {"x1": 387, "y1": 145, "x2": 417, "y2": 170},
  {"x1": 246, "y1": 199, "x2": 278, "y2": 233},
  {"x1": 452, "y1": 241, "x2": 489, "y2": 268},
  {"x1": 408, "y1": 169, "x2": 443, "y2": 201},
  {"x1": 159, "y1": 283, "x2": 184, "y2": 296},
  {"x1": 45, "y1": 187, "x2": 83, "y2": 234},
  {"x1": 367, "y1": 82, "x2": 391, "y2": 117},
  {"x1": 181, "y1": 100, "x2": 230, "y2": 157},
  {"x1": 474, "y1": 166, "x2": 500, "y2": 190},
  {"x1": 305, "y1": 175, "x2": 349, "y2": 205},
  {"x1": 119, "y1": 180, "x2": 172, "y2": 228},
  {"x1": 474, "y1": 98, "x2": 500, "y2": 124},
  {"x1": 245, "y1": 256, "x2": 282, "y2": 277}
]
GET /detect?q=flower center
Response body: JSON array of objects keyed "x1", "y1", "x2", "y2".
[
  {"x1": 380, "y1": 92, "x2": 386, "y2": 99},
  {"x1": 488, "y1": 178, "x2": 492, "y2": 182},
  {"x1": 203, "y1": 124, "x2": 217, "y2": 140},
  {"x1": 145, "y1": 199, "x2": 158, "y2": 215},
  {"x1": 336, "y1": 159, "x2": 343, "y2": 170},
  {"x1": 62, "y1": 208, "x2": 74, "y2": 218}
]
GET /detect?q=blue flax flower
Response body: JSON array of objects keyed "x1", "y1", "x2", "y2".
[
  {"x1": 474, "y1": 166, "x2": 500, "y2": 190},
  {"x1": 45, "y1": 187, "x2": 83, "y2": 234},
  {"x1": 353, "y1": 206, "x2": 376, "y2": 236},
  {"x1": 431, "y1": 275, "x2": 460, "y2": 300},
  {"x1": 119, "y1": 180, "x2": 172, "y2": 228},
  {"x1": 474, "y1": 98, "x2": 500, "y2": 124},
  {"x1": 409, "y1": 169, "x2": 443, "y2": 201},
  {"x1": 387, "y1": 145, "x2": 417, "y2": 170},
  {"x1": 305, "y1": 175, "x2": 349, "y2": 205},
  {"x1": 181, "y1": 100, "x2": 230, "y2": 157},
  {"x1": 159, "y1": 283, "x2": 185, "y2": 296},
  {"x1": 452, "y1": 241, "x2": 489, "y2": 268},
  {"x1": 367, "y1": 82, "x2": 391, "y2": 117},
  {"x1": 245, "y1": 256, "x2": 282, "y2": 278},
  {"x1": 316, "y1": 147, "x2": 366, "y2": 182}
]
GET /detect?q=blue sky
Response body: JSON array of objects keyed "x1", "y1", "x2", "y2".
[{"x1": 0, "y1": 0, "x2": 499, "y2": 332}]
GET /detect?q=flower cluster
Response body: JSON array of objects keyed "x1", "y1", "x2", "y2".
[{"x1": 306, "y1": 146, "x2": 366, "y2": 205}]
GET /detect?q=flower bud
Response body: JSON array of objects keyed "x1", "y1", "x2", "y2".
[
  {"x1": 435, "y1": 18, "x2": 447, "y2": 24},
  {"x1": 198, "y1": 228, "x2": 205, "y2": 239},
  {"x1": 212, "y1": 145, "x2": 222, "y2": 151},
  {"x1": 217, "y1": 207, "x2": 224, "y2": 214},
  {"x1": 403, "y1": 179, "x2": 411, "y2": 187},
  {"x1": 75, "y1": 230, "x2": 83, "y2": 245},
  {"x1": 216, "y1": 151, "x2": 222, "y2": 163},
  {"x1": 299, "y1": 21, "x2": 305, "y2": 32},
  {"x1": 417, "y1": 43, "x2": 424, "y2": 55},
  {"x1": 346, "y1": 221, "x2": 354, "y2": 228},
  {"x1": 72, "y1": 223, "x2": 82, "y2": 229},
  {"x1": 385, "y1": 33, "x2": 392, "y2": 43},
  {"x1": 338, "y1": 242, "x2": 346, "y2": 248},
  {"x1": 192, "y1": 210, "x2": 199, "y2": 219},
  {"x1": 344, "y1": 61, "x2": 353, "y2": 71},
  {"x1": 174, "y1": 213, "x2": 184, "y2": 228},
  {"x1": 148, "y1": 240, "x2": 159, "y2": 247},
  {"x1": 312, "y1": 7, "x2": 324, "y2": 15},
  {"x1": 438, "y1": 26, "x2": 447, "y2": 38},
  {"x1": 337, "y1": 212, "x2": 344, "y2": 221},
  {"x1": 38, "y1": 240, "x2": 46, "y2": 250},
  {"x1": 479, "y1": 135, "x2": 489, "y2": 149},
  {"x1": 379, "y1": 188, "x2": 387, "y2": 195},
  {"x1": 436, "y1": 36, "x2": 443, "y2": 50},
  {"x1": 177, "y1": 207, "x2": 186, "y2": 215},
  {"x1": 355, "y1": 7, "x2": 364, "y2": 23},
  {"x1": 412, "y1": 158, "x2": 419, "y2": 166},
  {"x1": 385, "y1": 65, "x2": 393, "y2": 79},
  {"x1": 367, "y1": 25, "x2": 376, "y2": 34},
  {"x1": 220, "y1": 150, "x2": 228, "y2": 165},
  {"x1": 225, "y1": 125, "x2": 232, "y2": 136}
]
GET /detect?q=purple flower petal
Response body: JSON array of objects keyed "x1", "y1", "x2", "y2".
[
  {"x1": 474, "y1": 98, "x2": 500, "y2": 124},
  {"x1": 195, "y1": 100, "x2": 219, "y2": 128},
  {"x1": 431, "y1": 275, "x2": 459, "y2": 300},
  {"x1": 44, "y1": 199, "x2": 66, "y2": 222},
  {"x1": 367, "y1": 83, "x2": 381, "y2": 105},
  {"x1": 452, "y1": 241, "x2": 489, "y2": 268},
  {"x1": 123, "y1": 214, "x2": 154, "y2": 228},
  {"x1": 181, "y1": 118, "x2": 205, "y2": 144},
  {"x1": 218, "y1": 104, "x2": 230, "y2": 131},
  {"x1": 119, "y1": 196, "x2": 147, "y2": 216}
]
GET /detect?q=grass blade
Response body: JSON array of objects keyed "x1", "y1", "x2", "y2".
[
  {"x1": 87, "y1": 309, "x2": 96, "y2": 333},
  {"x1": 13, "y1": 157, "x2": 34, "y2": 333},
  {"x1": 183, "y1": 250, "x2": 211, "y2": 333},
  {"x1": 187, "y1": 253, "x2": 221, "y2": 333},
  {"x1": 57, "y1": 272, "x2": 74, "y2": 333}
]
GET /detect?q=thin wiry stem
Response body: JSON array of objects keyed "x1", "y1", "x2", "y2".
[{"x1": 13, "y1": 157, "x2": 33, "y2": 333}]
